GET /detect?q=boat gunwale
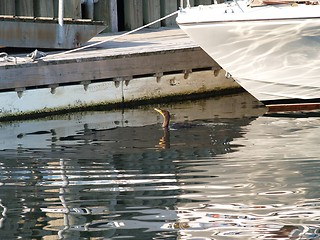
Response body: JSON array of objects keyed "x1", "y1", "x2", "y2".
[{"x1": 177, "y1": 16, "x2": 320, "y2": 25}]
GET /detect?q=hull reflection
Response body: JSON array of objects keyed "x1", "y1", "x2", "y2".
[{"x1": 1, "y1": 93, "x2": 319, "y2": 239}]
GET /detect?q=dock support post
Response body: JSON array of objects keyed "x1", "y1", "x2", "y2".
[
  {"x1": 0, "y1": 0, "x2": 15, "y2": 15},
  {"x1": 109, "y1": 0, "x2": 118, "y2": 32},
  {"x1": 34, "y1": 0, "x2": 54, "y2": 17},
  {"x1": 82, "y1": 0, "x2": 94, "y2": 19},
  {"x1": 196, "y1": 0, "x2": 213, "y2": 5},
  {"x1": 15, "y1": 0, "x2": 34, "y2": 16},
  {"x1": 95, "y1": 0, "x2": 118, "y2": 32},
  {"x1": 64, "y1": 0, "x2": 82, "y2": 19},
  {"x1": 160, "y1": 0, "x2": 178, "y2": 26},
  {"x1": 124, "y1": 0, "x2": 143, "y2": 30},
  {"x1": 143, "y1": 0, "x2": 161, "y2": 28},
  {"x1": 58, "y1": 0, "x2": 64, "y2": 46}
]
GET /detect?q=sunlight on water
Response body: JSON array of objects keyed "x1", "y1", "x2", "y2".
[{"x1": 0, "y1": 93, "x2": 320, "y2": 239}]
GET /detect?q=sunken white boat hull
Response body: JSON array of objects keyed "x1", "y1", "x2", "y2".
[{"x1": 177, "y1": 2, "x2": 320, "y2": 104}]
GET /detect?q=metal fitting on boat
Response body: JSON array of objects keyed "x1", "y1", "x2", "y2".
[{"x1": 225, "y1": 72, "x2": 232, "y2": 79}]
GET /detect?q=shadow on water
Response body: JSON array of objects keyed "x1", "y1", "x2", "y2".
[{"x1": 0, "y1": 93, "x2": 320, "y2": 239}]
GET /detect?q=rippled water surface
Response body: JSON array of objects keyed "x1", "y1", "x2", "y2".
[{"x1": 1, "y1": 93, "x2": 320, "y2": 239}]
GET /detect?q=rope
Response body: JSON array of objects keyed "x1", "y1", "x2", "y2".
[
  {"x1": 0, "y1": 52, "x2": 18, "y2": 64},
  {"x1": 0, "y1": 50, "x2": 46, "y2": 64},
  {"x1": 42, "y1": 10, "x2": 180, "y2": 60}
]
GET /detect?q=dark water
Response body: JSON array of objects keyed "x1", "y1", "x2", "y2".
[{"x1": 0, "y1": 93, "x2": 320, "y2": 239}]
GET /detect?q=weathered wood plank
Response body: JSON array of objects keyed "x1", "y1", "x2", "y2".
[
  {"x1": 124, "y1": 0, "x2": 143, "y2": 30},
  {"x1": 196, "y1": 0, "x2": 213, "y2": 5},
  {"x1": 143, "y1": 0, "x2": 161, "y2": 28},
  {"x1": 160, "y1": 0, "x2": 178, "y2": 26},
  {"x1": 15, "y1": 0, "x2": 34, "y2": 16},
  {"x1": 94, "y1": 0, "x2": 118, "y2": 32},
  {"x1": 108, "y1": 0, "x2": 118, "y2": 32},
  {"x1": 93, "y1": 0, "x2": 108, "y2": 21},
  {"x1": 34, "y1": 0, "x2": 54, "y2": 17},
  {"x1": 0, "y1": 49, "x2": 219, "y2": 90},
  {"x1": 53, "y1": 0, "x2": 58, "y2": 18},
  {"x1": 64, "y1": 0, "x2": 81, "y2": 19},
  {"x1": 82, "y1": 0, "x2": 94, "y2": 19},
  {"x1": 188, "y1": 0, "x2": 196, "y2": 6},
  {"x1": 0, "y1": 0, "x2": 15, "y2": 15}
]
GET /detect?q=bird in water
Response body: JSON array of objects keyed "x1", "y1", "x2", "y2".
[
  {"x1": 154, "y1": 108, "x2": 195, "y2": 130},
  {"x1": 154, "y1": 108, "x2": 171, "y2": 129},
  {"x1": 154, "y1": 108, "x2": 171, "y2": 148}
]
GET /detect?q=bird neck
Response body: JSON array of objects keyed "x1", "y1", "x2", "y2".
[{"x1": 162, "y1": 116, "x2": 170, "y2": 128}]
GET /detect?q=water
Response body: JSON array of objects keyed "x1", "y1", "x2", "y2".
[{"x1": 0, "y1": 92, "x2": 320, "y2": 239}]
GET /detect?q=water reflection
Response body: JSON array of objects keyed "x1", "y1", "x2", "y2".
[{"x1": 0, "y1": 93, "x2": 320, "y2": 239}]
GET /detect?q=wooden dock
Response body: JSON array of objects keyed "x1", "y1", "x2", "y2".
[
  {"x1": 0, "y1": 28, "x2": 241, "y2": 120},
  {"x1": 0, "y1": 0, "x2": 223, "y2": 32},
  {"x1": 0, "y1": 1, "x2": 224, "y2": 49}
]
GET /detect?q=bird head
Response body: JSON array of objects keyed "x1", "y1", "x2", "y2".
[{"x1": 154, "y1": 108, "x2": 170, "y2": 128}]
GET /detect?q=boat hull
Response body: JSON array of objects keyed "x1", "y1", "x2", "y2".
[{"x1": 177, "y1": 3, "x2": 320, "y2": 104}]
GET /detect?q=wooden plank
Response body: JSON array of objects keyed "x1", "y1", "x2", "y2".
[
  {"x1": 196, "y1": 0, "x2": 213, "y2": 5},
  {"x1": 64, "y1": 0, "x2": 82, "y2": 19},
  {"x1": 94, "y1": 0, "x2": 108, "y2": 21},
  {"x1": 188, "y1": 0, "x2": 196, "y2": 6},
  {"x1": 160, "y1": 0, "x2": 178, "y2": 26},
  {"x1": 34, "y1": 0, "x2": 54, "y2": 17},
  {"x1": 94, "y1": 0, "x2": 118, "y2": 32},
  {"x1": 82, "y1": 0, "x2": 93, "y2": 19},
  {"x1": 0, "y1": 48, "x2": 219, "y2": 90},
  {"x1": 0, "y1": 0, "x2": 15, "y2": 15},
  {"x1": 109, "y1": 0, "x2": 118, "y2": 32},
  {"x1": 15, "y1": 0, "x2": 34, "y2": 16},
  {"x1": 0, "y1": 19, "x2": 106, "y2": 49},
  {"x1": 124, "y1": 0, "x2": 143, "y2": 30},
  {"x1": 143, "y1": 0, "x2": 161, "y2": 28}
]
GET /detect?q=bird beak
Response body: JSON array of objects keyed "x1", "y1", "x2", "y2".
[{"x1": 154, "y1": 108, "x2": 164, "y2": 117}]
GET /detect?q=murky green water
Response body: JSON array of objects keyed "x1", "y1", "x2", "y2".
[{"x1": 0, "y1": 93, "x2": 320, "y2": 239}]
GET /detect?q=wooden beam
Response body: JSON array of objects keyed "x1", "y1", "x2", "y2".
[
  {"x1": 196, "y1": 0, "x2": 213, "y2": 5},
  {"x1": 34, "y1": 0, "x2": 54, "y2": 17},
  {"x1": 124, "y1": 0, "x2": 143, "y2": 30},
  {"x1": 0, "y1": 0, "x2": 15, "y2": 15},
  {"x1": 143, "y1": 0, "x2": 161, "y2": 28},
  {"x1": 188, "y1": 0, "x2": 196, "y2": 6},
  {"x1": 0, "y1": 48, "x2": 219, "y2": 90},
  {"x1": 94, "y1": 0, "x2": 118, "y2": 32},
  {"x1": 160, "y1": 0, "x2": 178, "y2": 27},
  {"x1": 94, "y1": 0, "x2": 108, "y2": 22},
  {"x1": 64, "y1": 0, "x2": 81, "y2": 19},
  {"x1": 15, "y1": 0, "x2": 34, "y2": 16},
  {"x1": 109, "y1": 0, "x2": 118, "y2": 32}
]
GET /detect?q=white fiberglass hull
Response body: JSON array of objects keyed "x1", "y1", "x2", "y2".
[{"x1": 177, "y1": 2, "x2": 320, "y2": 104}]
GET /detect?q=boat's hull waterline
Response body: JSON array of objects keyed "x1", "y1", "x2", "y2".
[{"x1": 176, "y1": 2, "x2": 320, "y2": 105}]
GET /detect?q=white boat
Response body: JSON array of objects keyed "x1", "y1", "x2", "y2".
[{"x1": 176, "y1": 0, "x2": 320, "y2": 105}]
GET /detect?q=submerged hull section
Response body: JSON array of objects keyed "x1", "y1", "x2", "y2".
[{"x1": 177, "y1": 2, "x2": 320, "y2": 104}]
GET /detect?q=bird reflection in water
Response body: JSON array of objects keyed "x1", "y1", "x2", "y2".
[{"x1": 154, "y1": 108, "x2": 171, "y2": 149}]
